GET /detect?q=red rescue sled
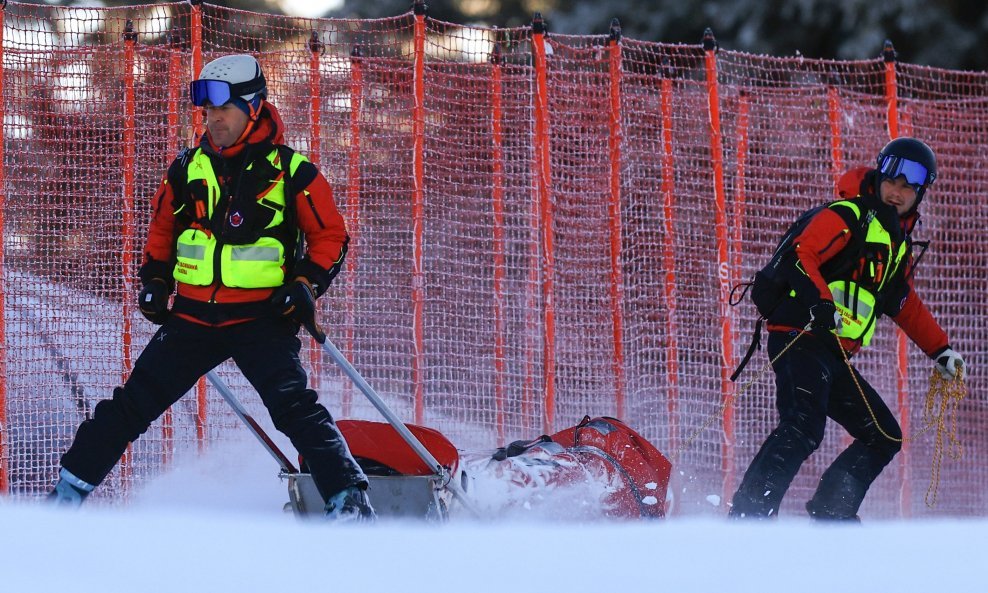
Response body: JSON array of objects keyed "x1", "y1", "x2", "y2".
[
  {"x1": 208, "y1": 330, "x2": 671, "y2": 520},
  {"x1": 287, "y1": 416, "x2": 671, "y2": 520}
]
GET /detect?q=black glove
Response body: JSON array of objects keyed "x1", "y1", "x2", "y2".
[
  {"x1": 808, "y1": 300, "x2": 841, "y2": 333},
  {"x1": 138, "y1": 278, "x2": 170, "y2": 325},
  {"x1": 271, "y1": 277, "x2": 325, "y2": 342}
]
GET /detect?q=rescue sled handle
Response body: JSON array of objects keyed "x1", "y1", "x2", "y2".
[
  {"x1": 310, "y1": 329, "x2": 480, "y2": 517},
  {"x1": 205, "y1": 369, "x2": 299, "y2": 474}
]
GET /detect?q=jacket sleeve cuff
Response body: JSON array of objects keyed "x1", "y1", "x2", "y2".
[
  {"x1": 138, "y1": 258, "x2": 174, "y2": 292},
  {"x1": 294, "y1": 258, "x2": 332, "y2": 298}
]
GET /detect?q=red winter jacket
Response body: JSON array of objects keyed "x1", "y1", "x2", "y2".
[
  {"x1": 766, "y1": 169, "x2": 947, "y2": 357},
  {"x1": 140, "y1": 101, "x2": 348, "y2": 326}
]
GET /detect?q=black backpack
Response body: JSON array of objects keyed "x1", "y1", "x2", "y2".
[
  {"x1": 729, "y1": 201, "x2": 866, "y2": 380},
  {"x1": 748, "y1": 203, "x2": 867, "y2": 318}
]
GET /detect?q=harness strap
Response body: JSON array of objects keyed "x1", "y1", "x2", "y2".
[
  {"x1": 491, "y1": 435, "x2": 553, "y2": 461},
  {"x1": 730, "y1": 316, "x2": 764, "y2": 382}
]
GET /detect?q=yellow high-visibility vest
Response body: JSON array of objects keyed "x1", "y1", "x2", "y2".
[
  {"x1": 173, "y1": 147, "x2": 306, "y2": 289},
  {"x1": 826, "y1": 200, "x2": 907, "y2": 347}
]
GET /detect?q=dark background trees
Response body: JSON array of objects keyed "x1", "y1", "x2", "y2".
[
  {"x1": 331, "y1": 0, "x2": 988, "y2": 71},
  {"x1": 19, "y1": 0, "x2": 988, "y2": 70}
]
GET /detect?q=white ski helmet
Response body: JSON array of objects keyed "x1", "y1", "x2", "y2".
[{"x1": 190, "y1": 54, "x2": 267, "y2": 109}]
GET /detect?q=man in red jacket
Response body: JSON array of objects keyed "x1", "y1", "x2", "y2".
[
  {"x1": 49, "y1": 54, "x2": 373, "y2": 521},
  {"x1": 729, "y1": 138, "x2": 966, "y2": 520}
]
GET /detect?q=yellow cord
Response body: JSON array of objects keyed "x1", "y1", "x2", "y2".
[
  {"x1": 675, "y1": 327, "x2": 967, "y2": 510},
  {"x1": 836, "y1": 339, "x2": 943, "y2": 443},
  {"x1": 923, "y1": 366, "x2": 967, "y2": 507},
  {"x1": 672, "y1": 330, "x2": 967, "y2": 507},
  {"x1": 837, "y1": 341, "x2": 968, "y2": 507},
  {"x1": 672, "y1": 328, "x2": 807, "y2": 464},
  {"x1": 833, "y1": 341, "x2": 969, "y2": 507}
]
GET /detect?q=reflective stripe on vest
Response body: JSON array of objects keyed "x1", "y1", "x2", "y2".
[
  {"x1": 220, "y1": 237, "x2": 286, "y2": 288},
  {"x1": 176, "y1": 242, "x2": 206, "y2": 261},
  {"x1": 173, "y1": 148, "x2": 307, "y2": 289},
  {"x1": 830, "y1": 281, "x2": 878, "y2": 345},
  {"x1": 174, "y1": 229, "x2": 216, "y2": 285},
  {"x1": 825, "y1": 203, "x2": 907, "y2": 347},
  {"x1": 230, "y1": 245, "x2": 281, "y2": 261}
]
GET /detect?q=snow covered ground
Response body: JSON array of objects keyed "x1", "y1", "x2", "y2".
[{"x1": 2, "y1": 438, "x2": 984, "y2": 593}]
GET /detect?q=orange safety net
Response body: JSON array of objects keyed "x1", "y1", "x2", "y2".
[{"x1": 0, "y1": 1, "x2": 984, "y2": 517}]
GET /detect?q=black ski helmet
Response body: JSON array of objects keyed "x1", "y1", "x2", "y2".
[{"x1": 876, "y1": 137, "x2": 937, "y2": 208}]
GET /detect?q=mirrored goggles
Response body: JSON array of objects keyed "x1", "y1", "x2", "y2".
[
  {"x1": 878, "y1": 155, "x2": 933, "y2": 190},
  {"x1": 189, "y1": 76, "x2": 265, "y2": 107},
  {"x1": 190, "y1": 79, "x2": 235, "y2": 107}
]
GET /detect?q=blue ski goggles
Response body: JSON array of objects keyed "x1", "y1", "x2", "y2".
[
  {"x1": 189, "y1": 76, "x2": 266, "y2": 107},
  {"x1": 878, "y1": 155, "x2": 934, "y2": 190}
]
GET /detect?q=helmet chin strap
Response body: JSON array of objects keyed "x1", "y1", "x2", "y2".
[
  {"x1": 247, "y1": 98, "x2": 264, "y2": 122},
  {"x1": 233, "y1": 119, "x2": 256, "y2": 145},
  {"x1": 911, "y1": 185, "x2": 928, "y2": 212},
  {"x1": 222, "y1": 112, "x2": 259, "y2": 149},
  {"x1": 225, "y1": 99, "x2": 263, "y2": 146}
]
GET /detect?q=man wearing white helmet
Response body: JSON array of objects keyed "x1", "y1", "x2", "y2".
[{"x1": 49, "y1": 54, "x2": 375, "y2": 521}]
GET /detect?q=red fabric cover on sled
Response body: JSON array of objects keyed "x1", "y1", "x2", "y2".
[
  {"x1": 550, "y1": 416, "x2": 672, "y2": 518},
  {"x1": 337, "y1": 419, "x2": 459, "y2": 476}
]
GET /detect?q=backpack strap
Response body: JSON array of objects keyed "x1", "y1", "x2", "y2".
[
  {"x1": 275, "y1": 145, "x2": 296, "y2": 209},
  {"x1": 810, "y1": 200, "x2": 871, "y2": 289},
  {"x1": 274, "y1": 144, "x2": 306, "y2": 270},
  {"x1": 730, "y1": 316, "x2": 764, "y2": 382},
  {"x1": 828, "y1": 200, "x2": 868, "y2": 252}
]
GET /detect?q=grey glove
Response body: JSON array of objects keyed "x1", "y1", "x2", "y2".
[{"x1": 934, "y1": 346, "x2": 965, "y2": 379}]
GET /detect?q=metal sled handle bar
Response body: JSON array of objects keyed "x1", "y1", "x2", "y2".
[
  {"x1": 205, "y1": 369, "x2": 299, "y2": 474},
  {"x1": 309, "y1": 328, "x2": 481, "y2": 517}
]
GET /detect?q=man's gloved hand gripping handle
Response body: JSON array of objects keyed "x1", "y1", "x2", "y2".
[{"x1": 272, "y1": 277, "x2": 326, "y2": 343}]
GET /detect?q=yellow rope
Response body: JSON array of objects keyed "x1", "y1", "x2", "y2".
[
  {"x1": 831, "y1": 339, "x2": 969, "y2": 507},
  {"x1": 672, "y1": 328, "x2": 807, "y2": 464},
  {"x1": 836, "y1": 339, "x2": 968, "y2": 507},
  {"x1": 923, "y1": 366, "x2": 967, "y2": 507},
  {"x1": 835, "y1": 337, "x2": 944, "y2": 442},
  {"x1": 674, "y1": 327, "x2": 967, "y2": 509}
]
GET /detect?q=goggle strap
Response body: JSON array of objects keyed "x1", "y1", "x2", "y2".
[
  {"x1": 228, "y1": 74, "x2": 266, "y2": 98},
  {"x1": 247, "y1": 99, "x2": 262, "y2": 121}
]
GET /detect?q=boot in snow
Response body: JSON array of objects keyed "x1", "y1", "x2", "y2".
[
  {"x1": 325, "y1": 485, "x2": 376, "y2": 522},
  {"x1": 805, "y1": 469, "x2": 869, "y2": 522},
  {"x1": 47, "y1": 468, "x2": 96, "y2": 507}
]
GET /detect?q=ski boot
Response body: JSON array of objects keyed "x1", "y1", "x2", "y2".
[
  {"x1": 325, "y1": 485, "x2": 376, "y2": 523},
  {"x1": 47, "y1": 468, "x2": 96, "y2": 507}
]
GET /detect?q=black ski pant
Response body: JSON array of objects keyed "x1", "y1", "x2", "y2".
[
  {"x1": 729, "y1": 330, "x2": 902, "y2": 519},
  {"x1": 60, "y1": 315, "x2": 367, "y2": 501}
]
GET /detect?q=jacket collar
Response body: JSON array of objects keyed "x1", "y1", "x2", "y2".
[{"x1": 199, "y1": 101, "x2": 287, "y2": 158}]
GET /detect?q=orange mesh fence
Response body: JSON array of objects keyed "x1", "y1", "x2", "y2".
[{"x1": 0, "y1": 1, "x2": 984, "y2": 517}]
